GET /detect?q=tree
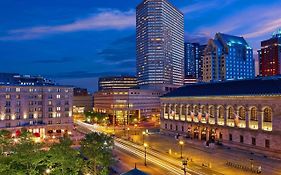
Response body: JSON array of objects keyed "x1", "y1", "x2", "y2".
[
  {"x1": 80, "y1": 132, "x2": 114, "y2": 175},
  {"x1": 46, "y1": 137, "x2": 84, "y2": 175},
  {"x1": 0, "y1": 130, "x2": 11, "y2": 154}
]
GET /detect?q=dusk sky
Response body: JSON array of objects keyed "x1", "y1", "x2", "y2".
[{"x1": 1, "y1": 0, "x2": 281, "y2": 92}]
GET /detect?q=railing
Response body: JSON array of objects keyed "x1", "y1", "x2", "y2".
[{"x1": 249, "y1": 121, "x2": 258, "y2": 130}]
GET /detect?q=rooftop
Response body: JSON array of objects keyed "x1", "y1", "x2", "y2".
[
  {"x1": 162, "y1": 76, "x2": 281, "y2": 98},
  {"x1": 120, "y1": 168, "x2": 149, "y2": 175}
]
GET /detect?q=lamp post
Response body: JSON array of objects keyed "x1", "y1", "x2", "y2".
[
  {"x1": 144, "y1": 143, "x2": 148, "y2": 166},
  {"x1": 142, "y1": 131, "x2": 146, "y2": 144},
  {"x1": 179, "y1": 140, "x2": 184, "y2": 159},
  {"x1": 127, "y1": 127, "x2": 130, "y2": 140}
]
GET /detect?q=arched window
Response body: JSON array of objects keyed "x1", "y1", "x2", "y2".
[
  {"x1": 263, "y1": 107, "x2": 272, "y2": 122},
  {"x1": 250, "y1": 107, "x2": 257, "y2": 121},
  {"x1": 187, "y1": 105, "x2": 192, "y2": 115},
  {"x1": 228, "y1": 106, "x2": 234, "y2": 119},
  {"x1": 238, "y1": 107, "x2": 246, "y2": 120},
  {"x1": 194, "y1": 105, "x2": 199, "y2": 115},
  {"x1": 201, "y1": 105, "x2": 207, "y2": 116},
  {"x1": 218, "y1": 106, "x2": 224, "y2": 118},
  {"x1": 209, "y1": 106, "x2": 215, "y2": 118}
]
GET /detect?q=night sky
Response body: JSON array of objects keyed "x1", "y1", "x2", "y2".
[{"x1": 1, "y1": 0, "x2": 281, "y2": 92}]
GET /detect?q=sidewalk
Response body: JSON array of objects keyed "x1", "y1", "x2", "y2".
[{"x1": 129, "y1": 131, "x2": 281, "y2": 175}]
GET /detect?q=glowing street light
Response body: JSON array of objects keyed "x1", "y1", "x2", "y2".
[{"x1": 179, "y1": 140, "x2": 184, "y2": 158}]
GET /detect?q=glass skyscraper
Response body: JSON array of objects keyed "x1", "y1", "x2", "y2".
[
  {"x1": 203, "y1": 33, "x2": 255, "y2": 82},
  {"x1": 184, "y1": 43, "x2": 206, "y2": 82},
  {"x1": 136, "y1": 0, "x2": 184, "y2": 91}
]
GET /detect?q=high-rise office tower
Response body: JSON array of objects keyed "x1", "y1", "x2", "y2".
[
  {"x1": 136, "y1": 0, "x2": 184, "y2": 91},
  {"x1": 203, "y1": 33, "x2": 255, "y2": 82},
  {"x1": 259, "y1": 29, "x2": 281, "y2": 76},
  {"x1": 184, "y1": 43, "x2": 206, "y2": 83}
]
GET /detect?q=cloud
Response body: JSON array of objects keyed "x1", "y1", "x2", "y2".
[
  {"x1": 0, "y1": 9, "x2": 136, "y2": 41},
  {"x1": 196, "y1": 5, "x2": 281, "y2": 42},
  {"x1": 32, "y1": 57, "x2": 78, "y2": 64},
  {"x1": 97, "y1": 34, "x2": 136, "y2": 64},
  {"x1": 243, "y1": 18, "x2": 281, "y2": 38},
  {"x1": 181, "y1": 0, "x2": 237, "y2": 14},
  {"x1": 185, "y1": 32, "x2": 210, "y2": 44}
]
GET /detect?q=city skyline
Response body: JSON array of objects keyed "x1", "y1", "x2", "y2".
[{"x1": 1, "y1": 0, "x2": 281, "y2": 91}]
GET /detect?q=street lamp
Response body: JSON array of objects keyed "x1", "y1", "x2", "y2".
[
  {"x1": 127, "y1": 127, "x2": 130, "y2": 140},
  {"x1": 142, "y1": 131, "x2": 146, "y2": 144},
  {"x1": 144, "y1": 143, "x2": 148, "y2": 166},
  {"x1": 179, "y1": 140, "x2": 184, "y2": 158}
]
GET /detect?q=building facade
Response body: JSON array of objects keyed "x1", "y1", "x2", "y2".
[
  {"x1": 0, "y1": 85, "x2": 73, "y2": 140},
  {"x1": 98, "y1": 76, "x2": 137, "y2": 91},
  {"x1": 136, "y1": 0, "x2": 184, "y2": 91},
  {"x1": 73, "y1": 88, "x2": 93, "y2": 113},
  {"x1": 184, "y1": 43, "x2": 206, "y2": 82},
  {"x1": 259, "y1": 29, "x2": 281, "y2": 76},
  {"x1": 160, "y1": 77, "x2": 281, "y2": 158},
  {"x1": 203, "y1": 33, "x2": 255, "y2": 82},
  {"x1": 94, "y1": 89, "x2": 162, "y2": 125}
]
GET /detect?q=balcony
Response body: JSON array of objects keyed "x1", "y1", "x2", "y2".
[
  {"x1": 208, "y1": 118, "x2": 215, "y2": 125},
  {"x1": 180, "y1": 115, "x2": 185, "y2": 121},
  {"x1": 217, "y1": 118, "x2": 225, "y2": 126},
  {"x1": 174, "y1": 114, "x2": 179, "y2": 120},
  {"x1": 249, "y1": 121, "x2": 258, "y2": 130},
  {"x1": 262, "y1": 122, "x2": 272, "y2": 131},
  {"x1": 237, "y1": 120, "x2": 246, "y2": 128},
  {"x1": 227, "y1": 119, "x2": 235, "y2": 127},
  {"x1": 186, "y1": 115, "x2": 192, "y2": 122}
]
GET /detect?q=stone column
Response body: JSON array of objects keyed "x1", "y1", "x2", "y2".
[
  {"x1": 258, "y1": 110, "x2": 263, "y2": 130},
  {"x1": 224, "y1": 106, "x2": 227, "y2": 126},
  {"x1": 245, "y1": 109, "x2": 250, "y2": 129}
]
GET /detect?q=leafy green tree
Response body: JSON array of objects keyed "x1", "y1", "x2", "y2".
[
  {"x1": 80, "y1": 132, "x2": 114, "y2": 175},
  {"x1": 0, "y1": 130, "x2": 11, "y2": 154},
  {"x1": 46, "y1": 137, "x2": 84, "y2": 175}
]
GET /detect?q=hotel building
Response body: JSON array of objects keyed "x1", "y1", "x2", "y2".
[
  {"x1": 0, "y1": 73, "x2": 73, "y2": 140},
  {"x1": 94, "y1": 89, "x2": 162, "y2": 125},
  {"x1": 203, "y1": 33, "x2": 255, "y2": 82},
  {"x1": 184, "y1": 43, "x2": 206, "y2": 83},
  {"x1": 136, "y1": 0, "x2": 184, "y2": 91},
  {"x1": 98, "y1": 76, "x2": 137, "y2": 91},
  {"x1": 259, "y1": 29, "x2": 281, "y2": 76},
  {"x1": 73, "y1": 87, "x2": 93, "y2": 113},
  {"x1": 160, "y1": 76, "x2": 281, "y2": 158}
]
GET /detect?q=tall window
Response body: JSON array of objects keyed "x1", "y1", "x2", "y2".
[
  {"x1": 187, "y1": 105, "x2": 192, "y2": 115},
  {"x1": 201, "y1": 105, "x2": 207, "y2": 116},
  {"x1": 194, "y1": 105, "x2": 199, "y2": 115},
  {"x1": 209, "y1": 106, "x2": 215, "y2": 118},
  {"x1": 263, "y1": 107, "x2": 272, "y2": 122},
  {"x1": 228, "y1": 106, "x2": 234, "y2": 119},
  {"x1": 250, "y1": 107, "x2": 257, "y2": 121},
  {"x1": 218, "y1": 106, "x2": 224, "y2": 118},
  {"x1": 238, "y1": 107, "x2": 246, "y2": 120}
]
